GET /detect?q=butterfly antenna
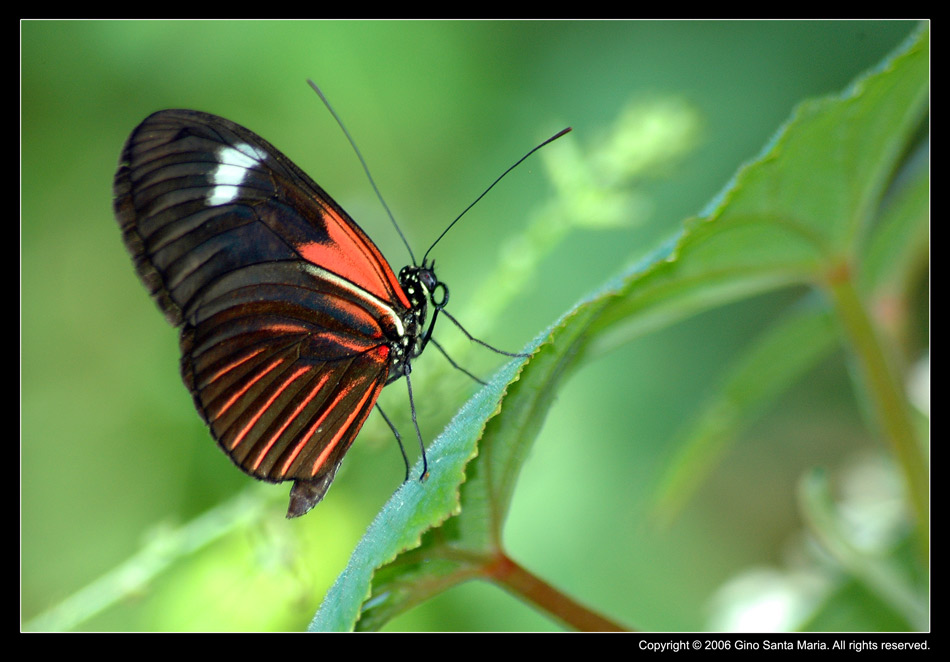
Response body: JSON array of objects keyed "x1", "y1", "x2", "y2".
[
  {"x1": 422, "y1": 127, "x2": 572, "y2": 264},
  {"x1": 308, "y1": 80, "x2": 417, "y2": 265}
]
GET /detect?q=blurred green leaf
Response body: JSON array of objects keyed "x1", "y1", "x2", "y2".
[
  {"x1": 798, "y1": 469, "x2": 927, "y2": 630},
  {"x1": 652, "y1": 302, "x2": 839, "y2": 522}
]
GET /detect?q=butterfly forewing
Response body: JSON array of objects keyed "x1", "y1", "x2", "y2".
[{"x1": 114, "y1": 109, "x2": 416, "y2": 516}]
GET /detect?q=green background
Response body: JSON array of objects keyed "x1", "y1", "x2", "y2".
[{"x1": 22, "y1": 20, "x2": 922, "y2": 631}]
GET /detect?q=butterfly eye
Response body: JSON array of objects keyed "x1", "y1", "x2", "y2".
[
  {"x1": 419, "y1": 268, "x2": 437, "y2": 290},
  {"x1": 414, "y1": 268, "x2": 445, "y2": 307}
]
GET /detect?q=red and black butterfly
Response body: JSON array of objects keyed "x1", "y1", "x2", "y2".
[{"x1": 114, "y1": 105, "x2": 568, "y2": 517}]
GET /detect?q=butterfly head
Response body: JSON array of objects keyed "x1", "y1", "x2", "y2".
[{"x1": 399, "y1": 261, "x2": 448, "y2": 313}]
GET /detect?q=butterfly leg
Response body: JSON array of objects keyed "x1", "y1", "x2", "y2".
[
  {"x1": 404, "y1": 371, "x2": 429, "y2": 482},
  {"x1": 439, "y1": 308, "x2": 530, "y2": 358},
  {"x1": 377, "y1": 403, "x2": 411, "y2": 482},
  {"x1": 430, "y1": 338, "x2": 487, "y2": 386}
]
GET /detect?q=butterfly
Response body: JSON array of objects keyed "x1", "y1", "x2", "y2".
[{"x1": 114, "y1": 105, "x2": 568, "y2": 517}]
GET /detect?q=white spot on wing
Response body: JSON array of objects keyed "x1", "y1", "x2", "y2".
[{"x1": 208, "y1": 143, "x2": 268, "y2": 205}]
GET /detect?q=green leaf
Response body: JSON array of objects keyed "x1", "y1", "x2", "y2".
[
  {"x1": 312, "y1": 296, "x2": 611, "y2": 630},
  {"x1": 312, "y1": 25, "x2": 929, "y2": 631},
  {"x1": 592, "y1": 25, "x2": 928, "y2": 531},
  {"x1": 309, "y1": 333, "x2": 545, "y2": 631},
  {"x1": 860, "y1": 148, "x2": 929, "y2": 298},
  {"x1": 587, "y1": 26, "x2": 928, "y2": 358}
]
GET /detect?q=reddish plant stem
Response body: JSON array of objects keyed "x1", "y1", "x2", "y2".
[
  {"x1": 825, "y1": 261, "x2": 928, "y2": 559},
  {"x1": 483, "y1": 551, "x2": 630, "y2": 632}
]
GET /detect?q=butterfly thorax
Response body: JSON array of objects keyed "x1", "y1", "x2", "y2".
[{"x1": 386, "y1": 263, "x2": 442, "y2": 383}]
